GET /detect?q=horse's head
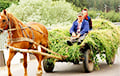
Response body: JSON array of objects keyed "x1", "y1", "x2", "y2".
[{"x1": 0, "y1": 9, "x2": 9, "y2": 33}]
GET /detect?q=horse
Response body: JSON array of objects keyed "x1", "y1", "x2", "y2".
[{"x1": 0, "y1": 10, "x2": 48, "y2": 76}]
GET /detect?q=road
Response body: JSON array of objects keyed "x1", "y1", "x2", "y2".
[
  {"x1": 0, "y1": 48, "x2": 120, "y2": 76},
  {"x1": 0, "y1": 22, "x2": 120, "y2": 76},
  {"x1": 113, "y1": 22, "x2": 120, "y2": 26}
]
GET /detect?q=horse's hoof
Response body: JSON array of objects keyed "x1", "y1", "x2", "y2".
[
  {"x1": 8, "y1": 74, "x2": 12, "y2": 76},
  {"x1": 36, "y1": 74, "x2": 42, "y2": 76},
  {"x1": 36, "y1": 70, "x2": 42, "y2": 75},
  {"x1": 24, "y1": 74, "x2": 28, "y2": 76}
]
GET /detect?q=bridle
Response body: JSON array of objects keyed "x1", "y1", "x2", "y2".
[{"x1": 0, "y1": 16, "x2": 10, "y2": 32}]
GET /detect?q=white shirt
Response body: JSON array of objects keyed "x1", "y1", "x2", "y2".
[{"x1": 77, "y1": 22, "x2": 82, "y2": 34}]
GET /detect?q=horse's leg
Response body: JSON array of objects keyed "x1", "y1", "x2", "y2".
[
  {"x1": 23, "y1": 53, "x2": 28, "y2": 76},
  {"x1": 7, "y1": 50, "x2": 16, "y2": 76},
  {"x1": 34, "y1": 53, "x2": 43, "y2": 75},
  {"x1": 37, "y1": 55, "x2": 43, "y2": 74}
]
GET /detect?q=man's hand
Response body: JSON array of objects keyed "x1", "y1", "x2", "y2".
[
  {"x1": 76, "y1": 33, "x2": 81, "y2": 38},
  {"x1": 72, "y1": 32, "x2": 76, "y2": 37}
]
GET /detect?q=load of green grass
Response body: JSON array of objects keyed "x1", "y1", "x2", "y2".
[
  {"x1": 49, "y1": 27, "x2": 82, "y2": 62},
  {"x1": 48, "y1": 19, "x2": 120, "y2": 66}
]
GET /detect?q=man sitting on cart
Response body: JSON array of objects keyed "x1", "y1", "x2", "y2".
[{"x1": 67, "y1": 12, "x2": 89, "y2": 46}]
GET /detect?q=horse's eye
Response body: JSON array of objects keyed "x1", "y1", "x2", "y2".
[{"x1": 2, "y1": 20, "x2": 6, "y2": 22}]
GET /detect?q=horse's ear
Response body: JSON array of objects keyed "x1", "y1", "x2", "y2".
[{"x1": 2, "y1": 9, "x2": 7, "y2": 15}]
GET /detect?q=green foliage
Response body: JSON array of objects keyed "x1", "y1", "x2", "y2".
[
  {"x1": 66, "y1": 0, "x2": 88, "y2": 9},
  {"x1": 88, "y1": 10, "x2": 120, "y2": 22},
  {"x1": 88, "y1": 10, "x2": 99, "y2": 19},
  {"x1": 0, "y1": 0, "x2": 18, "y2": 12},
  {"x1": 0, "y1": 1, "x2": 10, "y2": 12},
  {"x1": 66, "y1": 0, "x2": 120, "y2": 11},
  {"x1": 72, "y1": 4, "x2": 81, "y2": 12},
  {"x1": 7, "y1": 0, "x2": 77, "y2": 26},
  {"x1": 87, "y1": 0, "x2": 120, "y2": 11},
  {"x1": 104, "y1": 11, "x2": 120, "y2": 22}
]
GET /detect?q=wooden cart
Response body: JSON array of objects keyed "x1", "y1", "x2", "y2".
[{"x1": 43, "y1": 43, "x2": 116, "y2": 73}]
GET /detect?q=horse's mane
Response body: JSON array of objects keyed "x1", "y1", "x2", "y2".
[
  {"x1": 7, "y1": 13, "x2": 26, "y2": 37},
  {"x1": 7, "y1": 13, "x2": 25, "y2": 26}
]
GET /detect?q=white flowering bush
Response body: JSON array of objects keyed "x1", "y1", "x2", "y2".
[
  {"x1": 7, "y1": 0, "x2": 77, "y2": 26},
  {"x1": 0, "y1": 32, "x2": 8, "y2": 49}
]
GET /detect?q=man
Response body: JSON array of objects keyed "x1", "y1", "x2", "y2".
[
  {"x1": 67, "y1": 12, "x2": 89, "y2": 46},
  {"x1": 82, "y1": 9, "x2": 92, "y2": 30}
]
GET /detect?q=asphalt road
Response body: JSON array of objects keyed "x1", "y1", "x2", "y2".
[
  {"x1": 113, "y1": 22, "x2": 120, "y2": 26},
  {"x1": 0, "y1": 48, "x2": 120, "y2": 76}
]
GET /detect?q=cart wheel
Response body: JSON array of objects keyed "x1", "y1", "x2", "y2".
[
  {"x1": 106, "y1": 54, "x2": 115, "y2": 65},
  {"x1": 83, "y1": 49, "x2": 94, "y2": 73},
  {"x1": 43, "y1": 59, "x2": 55, "y2": 72}
]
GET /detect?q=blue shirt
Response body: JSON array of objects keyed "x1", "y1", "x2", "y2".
[{"x1": 70, "y1": 19, "x2": 89, "y2": 36}]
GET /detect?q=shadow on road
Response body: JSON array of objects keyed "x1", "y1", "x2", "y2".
[{"x1": 44, "y1": 62, "x2": 120, "y2": 76}]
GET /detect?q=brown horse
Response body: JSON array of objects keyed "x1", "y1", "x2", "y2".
[{"x1": 0, "y1": 10, "x2": 48, "y2": 76}]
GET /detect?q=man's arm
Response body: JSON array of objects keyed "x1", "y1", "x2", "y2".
[
  {"x1": 89, "y1": 18, "x2": 92, "y2": 29},
  {"x1": 70, "y1": 22, "x2": 75, "y2": 35},
  {"x1": 80, "y1": 21, "x2": 89, "y2": 35}
]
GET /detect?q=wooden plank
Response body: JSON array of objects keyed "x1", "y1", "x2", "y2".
[
  {"x1": 8, "y1": 46, "x2": 62, "y2": 60},
  {"x1": 8, "y1": 37, "x2": 68, "y2": 59},
  {"x1": 0, "y1": 50, "x2": 5, "y2": 67}
]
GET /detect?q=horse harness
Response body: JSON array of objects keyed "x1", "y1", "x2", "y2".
[
  {"x1": 3, "y1": 15, "x2": 45, "y2": 49},
  {"x1": 1, "y1": 14, "x2": 68, "y2": 59}
]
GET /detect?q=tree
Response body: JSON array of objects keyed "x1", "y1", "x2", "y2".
[
  {"x1": 66, "y1": 0, "x2": 120, "y2": 11},
  {"x1": 66, "y1": 0, "x2": 88, "y2": 9}
]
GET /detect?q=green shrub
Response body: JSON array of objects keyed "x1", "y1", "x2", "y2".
[
  {"x1": 0, "y1": 1, "x2": 10, "y2": 12},
  {"x1": 0, "y1": 1, "x2": 18, "y2": 12},
  {"x1": 88, "y1": 10, "x2": 98, "y2": 19},
  {"x1": 88, "y1": 10, "x2": 120, "y2": 22},
  {"x1": 104, "y1": 11, "x2": 120, "y2": 22},
  {"x1": 88, "y1": 10, "x2": 104, "y2": 19}
]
